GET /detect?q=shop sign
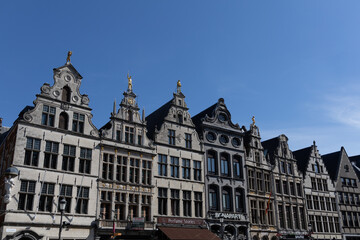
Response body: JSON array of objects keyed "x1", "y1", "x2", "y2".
[
  {"x1": 210, "y1": 212, "x2": 243, "y2": 220},
  {"x1": 158, "y1": 217, "x2": 205, "y2": 226},
  {"x1": 131, "y1": 217, "x2": 145, "y2": 230}
]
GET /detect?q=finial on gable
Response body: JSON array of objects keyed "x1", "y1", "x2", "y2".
[
  {"x1": 66, "y1": 51, "x2": 72, "y2": 64},
  {"x1": 252, "y1": 116, "x2": 256, "y2": 125},
  {"x1": 177, "y1": 80, "x2": 181, "y2": 93}
]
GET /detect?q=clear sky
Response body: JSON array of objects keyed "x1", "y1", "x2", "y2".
[{"x1": 1, "y1": 1, "x2": 360, "y2": 156}]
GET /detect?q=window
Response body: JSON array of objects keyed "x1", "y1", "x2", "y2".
[
  {"x1": 306, "y1": 195, "x2": 313, "y2": 209},
  {"x1": 115, "y1": 193, "x2": 126, "y2": 220},
  {"x1": 59, "y1": 112, "x2": 69, "y2": 130},
  {"x1": 79, "y1": 148, "x2": 92, "y2": 174},
  {"x1": 125, "y1": 126, "x2": 134, "y2": 144},
  {"x1": 276, "y1": 179, "x2": 281, "y2": 193},
  {"x1": 177, "y1": 113, "x2": 183, "y2": 123},
  {"x1": 322, "y1": 179, "x2": 328, "y2": 191},
  {"x1": 317, "y1": 178, "x2": 323, "y2": 191},
  {"x1": 293, "y1": 206, "x2": 299, "y2": 229},
  {"x1": 282, "y1": 181, "x2": 288, "y2": 195},
  {"x1": 171, "y1": 189, "x2": 180, "y2": 216},
  {"x1": 259, "y1": 201, "x2": 266, "y2": 224},
  {"x1": 116, "y1": 156, "x2": 127, "y2": 182},
  {"x1": 311, "y1": 177, "x2": 317, "y2": 190},
  {"x1": 289, "y1": 182, "x2": 295, "y2": 196},
  {"x1": 325, "y1": 197, "x2": 331, "y2": 211},
  {"x1": 268, "y1": 202, "x2": 275, "y2": 226},
  {"x1": 287, "y1": 163, "x2": 293, "y2": 174},
  {"x1": 100, "y1": 191, "x2": 112, "y2": 219},
  {"x1": 141, "y1": 195, "x2": 151, "y2": 221},
  {"x1": 235, "y1": 189, "x2": 243, "y2": 213},
  {"x1": 185, "y1": 133, "x2": 192, "y2": 149},
  {"x1": 168, "y1": 130, "x2": 175, "y2": 145},
  {"x1": 286, "y1": 205, "x2": 292, "y2": 229},
  {"x1": 309, "y1": 215, "x2": 315, "y2": 232},
  {"x1": 207, "y1": 151, "x2": 217, "y2": 174},
  {"x1": 255, "y1": 152, "x2": 260, "y2": 164},
  {"x1": 313, "y1": 196, "x2": 320, "y2": 210},
  {"x1": 329, "y1": 217, "x2": 335, "y2": 232},
  {"x1": 233, "y1": 156, "x2": 242, "y2": 178},
  {"x1": 220, "y1": 153, "x2": 230, "y2": 176},
  {"x1": 335, "y1": 217, "x2": 340, "y2": 232},
  {"x1": 62, "y1": 144, "x2": 76, "y2": 172},
  {"x1": 158, "y1": 188, "x2": 167, "y2": 215},
  {"x1": 194, "y1": 192, "x2": 202, "y2": 217},
  {"x1": 193, "y1": 160, "x2": 201, "y2": 181},
  {"x1": 300, "y1": 207, "x2": 306, "y2": 229},
  {"x1": 264, "y1": 173, "x2": 270, "y2": 192},
  {"x1": 280, "y1": 161, "x2": 286, "y2": 173},
  {"x1": 137, "y1": 135, "x2": 142, "y2": 145},
  {"x1": 129, "y1": 158, "x2": 140, "y2": 183},
  {"x1": 249, "y1": 170, "x2": 255, "y2": 190},
  {"x1": 41, "y1": 105, "x2": 56, "y2": 127},
  {"x1": 128, "y1": 194, "x2": 139, "y2": 219},
  {"x1": 59, "y1": 185, "x2": 72, "y2": 213},
  {"x1": 76, "y1": 187, "x2": 89, "y2": 214},
  {"x1": 319, "y1": 196, "x2": 326, "y2": 210},
  {"x1": 256, "y1": 172, "x2": 263, "y2": 192},
  {"x1": 351, "y1": 179, "x2": 357, "y2": 187},
  {"x1": 39, "y1": 182, "x2": 55, "y2": 212},
  {"x1": 170, "y1": 157, "x2": 179, "y2": 178},
  {"x1": 62, "y1": 86, "x2": 71, "y2": 102},
  {"x1": 18, "y1": 180, "x2": 36, "y2": 210},
  {"x1": 209, "y1": 186, "x2": 219, "y2": 210},
  {"x1": 251, "y1": 200, "x2": 258, "y2": 224},
  {"x1": 182, "y1": 159, "x2": 190, "y2": 179},
  {"x1": 316, "y1": 216, "x2": 323, "y2": 232},
  {"x1": 44, "y1": 141, "x2": 59, "y2": 169},
  {"x1": 142, "y1": 160, "x2": 152, "y2": 185},
  {"x1": 72, "y1": 113, "x2": 85, "y2": 133},
  {"x1": 296, "y1": 183, "x2": 302, "y2": 197},
  {"x1": 116, "y1": 130, "x2": 121, "y2": 141},
  {"x1": 24, "y1": 137, "x2": 41, "y2": 166},
  {"x1": 102, "y1": 153, "x2": 114, "y2": 180},
  {"x1": 331, "y1": 198, "x2": 337, "y2": 211},
  {"x1": 158, "y1": 154, "x2": 167, "y2": 176},
  {"x1": 338, "y1": 192, "x2": 344, "y2": 204},
  {"x1": 278, "y1": 204, "x2": 285, "y2": 228},
  {"x1": 183, "y1": 191, "x2": 191, "y2": 217},
  {"x1": 314, "y1": 162, "x2": 320, "y2": 173},
  {"x1": 222, "y1": 188, "x2": 231, "y2": 211}
]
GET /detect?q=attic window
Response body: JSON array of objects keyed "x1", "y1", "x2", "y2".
[
  {"x1": 59, "y1": 112, "x2": 69, "y2": 130},
  {"x1": 178, "y1": 114, "x2": 183, "y2": 124},
  {"x1": 178, "y1": 100, "x2": 182, "y2": 105},
  {"x1": 62, "y1": 86, "x2": 71, "y2": 102},
  {"x1": 345, "y1": 165, "x2": 349, "y2": 172}
]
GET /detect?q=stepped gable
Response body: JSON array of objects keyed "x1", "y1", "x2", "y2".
[
  {"x1": 322, "y1": 148, "x2": 343, "y2": 181},
  {"x1": 293, "y1": 146, "x2": 312, "y2": 174}
]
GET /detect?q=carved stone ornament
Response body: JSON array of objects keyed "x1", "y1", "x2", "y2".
[
  {"x1": 53, "y1": 90, "x2": 60, "y2": 97},
  {"x1": 91, "y1": 130, "x2": 98, "y2": 137},
  {"x1": 40, "y1": 84, "x2": 51, "y2": 94},
  {"x1": 23, "y1": 112, "x2": 33, "y2": 122},
  {"x1": 64, "y1": 74, "x2": 72, "y2": 82},
  {"x1": 81, "y1": 96, "x2": 90, "y2": 105},
  {"x1": 72, "y1": 96, "x2": 79, "y2": 102},
  {"x1": 60, "y1": 103, "x2": 70, "y2": 110}
]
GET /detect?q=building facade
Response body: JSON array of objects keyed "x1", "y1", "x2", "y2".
[
  {"x1": 0, "y1": 62, "x2": 100, "y2": 240},
  {"x1": 192, "y1": 98, "x2": 249, "y2": 240},
  {"x1": 96, "y1": 76, "x2": 156, "y2": 239},
  {"x1": 293, "y1": 142, "x2": 341, "y2": 240},
  {"x1": 262, "y1": 135, "x2": 308, "y2": 240},
  {"x1": 145, "y1": 81, "x2": 207, "y2": 238},
  {"x1": 323, "y1": 147, "x2": 360, "y2": 240},
  {"x1": 244, "y1": 121, "x2": 277, "y2": 240}
]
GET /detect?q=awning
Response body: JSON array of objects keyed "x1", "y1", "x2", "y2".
[{"x1": 158, "y1": 227, "x2": 221, "y2": 240}]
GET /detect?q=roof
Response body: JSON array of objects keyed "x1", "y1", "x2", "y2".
[
  {"x1": 322, "y1": 149, "x2": 342, "y2": 181},
  {"x1": 17, "y1": 106, "x2": 34, "y2": 121},
  {"x1": 158, "y1": 227, "x2": 221, "y2": 240},
  {"x1": 350, "y1": 155, "x2": 360, "y2": 179},
  {"x1": 261, "y1": 136, "x2": 280, "y2": 164},
  {"x1": 293, "y1": 146, "x2": 312, "y2": 174},
  {"x1": 145, "y1": 99, "x2": 173, "y2": 140},
  {"x1": 191, "y1": 102, "x2": 217, "y2": 135}
]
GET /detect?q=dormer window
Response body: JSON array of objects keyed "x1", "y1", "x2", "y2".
[
  {"x1": 178, "y1": 100, "x2": 182, "y2": 105},
  {"x1": 59, "y1": 112, "x2": 68, "y2": 130},
  {"x1": 177, "y1": 114, "x2": 183, "y2": 124},
  {"x1": 62, "y1": 86, "x2": 71, "y2": 102}
]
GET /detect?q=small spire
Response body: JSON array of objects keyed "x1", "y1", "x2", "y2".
[
  {"x1": 113, "y1": 99, "x2": 117, "y2": 115},
  {"x1": 66, "y1": 51, "x2": 72, "y2": 63},
  {"x1": 142, "y1": 108, "x2": 145, "y2": 122},
  {"x1": 127, "y1": 73, "x2": 133, "y2": 92},
  {"x1": 177, "y1": 80, "x2": 181, "y2": 93}
]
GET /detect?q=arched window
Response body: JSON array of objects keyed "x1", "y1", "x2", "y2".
[
  {"x1": 222, "y1": 187, "x2": 232, "y2": 211},
  {"x1": 59, "y1": 112, "x2": 68, "y2": 130},
  {"x1": 207, "y1": 150, "x2": 217, "y2": 175},
  {"x1": 209, "y1": 185, "x2": 219, "y2": 211},
  {"x1": 255, "y1": 151, "x2": 260, "y2": 163},
  {"x1": 235, "y1": 188, "x2": 244, "y2": 213},
  {"x1": 62, "y1": 86, "x2": 71, "y2": 102},
  {"x1": 233, "y1": 155, "x2": 242, "y2": 178},
  {"x1": 220, "y1": 153, "x2": 230, "y2": 176}
]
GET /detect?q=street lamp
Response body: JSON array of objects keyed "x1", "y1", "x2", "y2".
[
  {"x1": 219, "y1": 215, "x2": 224, "y2": 240},
  {"x1": 58, "y1": 198, "x2": 67, "y2": 240},
  {"x1": 308, "y1": 223, "x2": 312, "y2": 239}
]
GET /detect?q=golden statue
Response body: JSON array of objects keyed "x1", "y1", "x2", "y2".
[
  {"x1": 177, "y1": 80, "x2": 181, "y2": 87},
  {"x1": 252, "y1": 116, "x2": 255, "y2": 125},
  {"x1": 127, "y1": 73, "x2": 133, "y2": 91},
  {"x1": 66, "y1": 51, "x2": 72, "y2": 62}
]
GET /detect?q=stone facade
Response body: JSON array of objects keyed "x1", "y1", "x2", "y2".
[
  {"x1": 244, "y1": 122, "x2": 277, "y2": 240},
  {"x1": 293, "y1": 142, "x2": 341, "y2": 240},
  {"x1": 192, "y1": 98, "x2": 249, "y2": 240}
]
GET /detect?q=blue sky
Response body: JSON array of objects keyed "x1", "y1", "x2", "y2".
[{"x1": 1, "y1": 1, "x2": 360, "y2": 155}]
